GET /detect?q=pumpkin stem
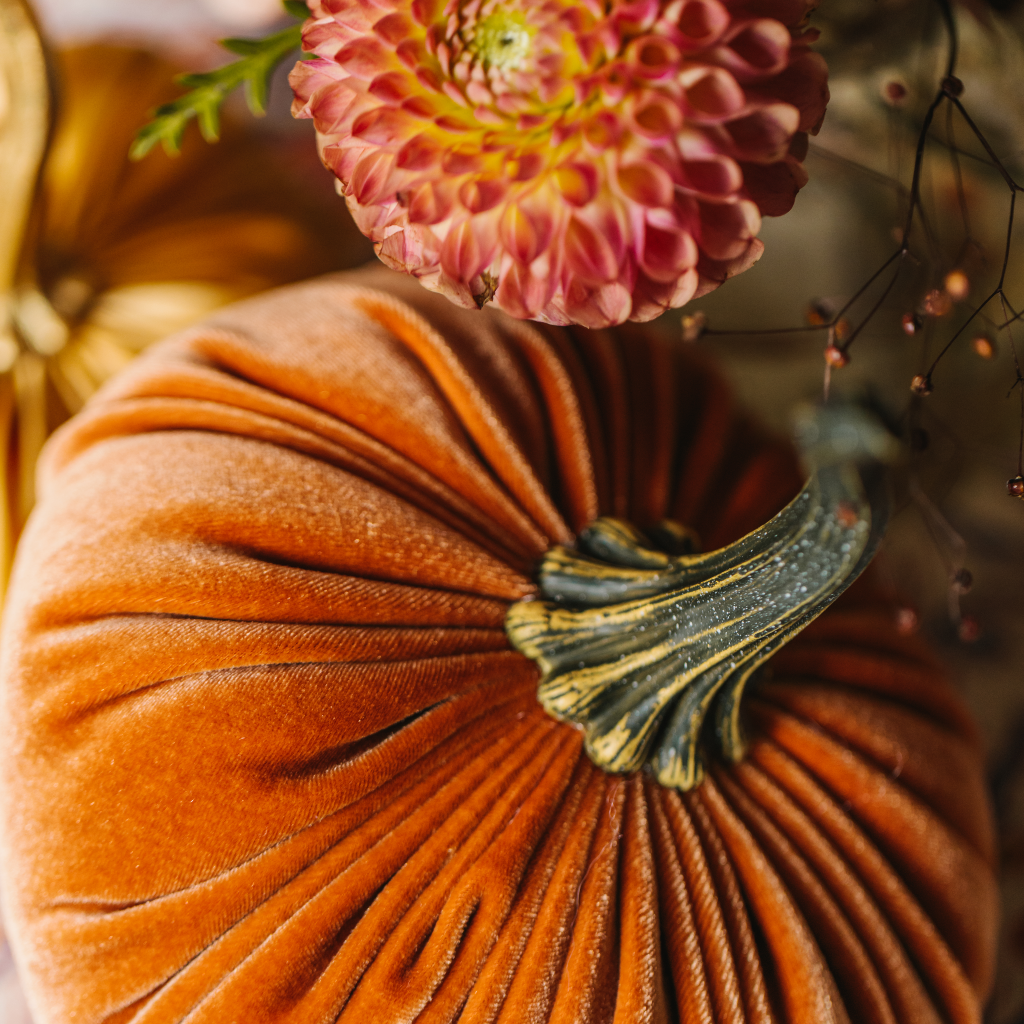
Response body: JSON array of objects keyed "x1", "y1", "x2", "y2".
[{"x1": 505, "y1": 404, "x2": 898, "y2": 791}]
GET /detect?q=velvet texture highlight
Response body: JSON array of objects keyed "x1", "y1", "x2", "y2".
[{"x1": 0, "y1": 266, "x2": 997, "y2": 1024}]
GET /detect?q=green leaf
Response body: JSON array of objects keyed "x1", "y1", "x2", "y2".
[
  {"x1": 131, "y1": 20, "x2": 304, "y2": 160},
  {"x1": 196, "y1": 96, "x2": 224, "y2": 142},
  {"x1": 283, "y1": 1, "x2": 310, "y2": 17},
  {"x1": 220, "y1": 38, "x2": 265, "y2": 57}
]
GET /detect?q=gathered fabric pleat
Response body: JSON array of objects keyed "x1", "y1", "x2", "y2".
[{"x1": 0, "y1": 266, "x2": 997, "y2": 1024}]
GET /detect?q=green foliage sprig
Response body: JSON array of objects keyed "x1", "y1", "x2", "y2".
[{"x1": 131, "y1": 0, "x2": 310, "y2": 160}]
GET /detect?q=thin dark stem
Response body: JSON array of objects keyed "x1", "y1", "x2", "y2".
[
  {"x1": 949, "y1": 96, "x2": 1022, "y2": 191},
  {"x1": 900, "y1": 93, "x2": 945, "y2": 250},
  {"x1": 926, "y1": 290, "x2": 999, "y2": 378},
  {"x1": 836, "y1": 248, "x2": 903, "y2": 323},
  {"x1": 840, "y1": 264, "x2": 903, "y2": 352},
  {"x1": 1000, "y1": 293, "x2": 1024, "y2": 476},
  {"x1": 946, "y1": 102, "x2": 974, "y2": 245},
  {"x1": 927, "y1": 133, "x2": 1011, "y2": 171},
  {"x1": 928, "y1": 185, "x2": 1017, "y2": 378},
  {"x1": 702, "y1": 323, "x2": 825, "y2": 338},
  {"x1": 999, "y1": 189, "x2": 1016, "y2": 289},
  {"x1": 996, "y1": 303, "x2": 1024, "y2": 330},
  {"x1": 935, "y1": 0, "x2": 958, "y2": 79}
]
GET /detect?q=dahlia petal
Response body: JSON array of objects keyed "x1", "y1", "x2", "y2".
[
  {"x1": 410, "y1": 0, "x2": 441, "y2": 24},
  {"x1": 618, "y1": 162, "x2": 675, "y2": 208},
  {"x1": 352, "y1": 105, "x2": 417, "y2": 143},
  {"x1": 500, "y1": 203, "x2": 543, "y2": 263},
  {"x1": 440, "y1": 220, "x2": 482, "y2": 280},
  {"x1": 397, "y1": 132, "x2": 443, "y2": 170},
  {"x1": 507, "y1": 152, "x2": 545, "y2": 181},
  {"x1": 377, "y1": 222, "x2": 442, "y2": 270},
  {"x1": 303, "y1": 82, "x2": 362, "y2": 134},
  {"x1": 373, "y1": 11, "x2": 415, "y2": 43},
  {"x1": 494, "y1": 258, "x2": 557, "y2": 318},
  {"x1": 577, "y1": 31, "x2": 603, "y2": 65},
  {"x1": 674, "y1": 0, "x2": 730, "y2": 48},
  {"x1": 726, "y1": 102, "x2": 801, "y2": 161},
  {"x1": 425, "y1": 22, "x2": 443, "y2": 54},
  {"x1": 698, "y1": 198, "x2": 761, "y2": 260},
  {"x1": 554, "y1": 163, "x2": 599, "y2": 207},
  {"x1": 435, "y1": 112, "x2": 476, "y2": 131},
  {"x1": 577, "y1": 0, "x2": 605, "y2": 20},
  {"x1": 550, "y1": 119, "x2": 582, "y2": 147},
  {"x1": 403, "y1": 92, "x2": 443, "y2": 117},
  {"x1": 631, "y1": 92, "x2": 685, "y2": 138},
  {"x1": 302, "y1": 19, "x2": 358, "y2": 57},
  {"x1": 442, "y1": 147, "x2": 485, "y2": 174},
  {"x1": 435, "y1": 39, "x2": 452, "y2": 74},
  {"x1": 681, "y1": 154, "x2": 743, "y2": 197},
  {"x1": 427, "y1": 267, "x2": 478, "y2": 308},
  {"x1": 440, "y1": 216, "x2": 498, "y2": 280},
  {"x1": 406, "y1": 179, "x2": 457, "y2": 223},
  {"x1": 719, "y1": 17, "x2": 791, "y2": 80},
  {"x1": 288, "y1": 58, "x2": 342, "y2": 112},
  {"x1": 584, "y1": 111, "x2": 622, "y2": 151},
  {"x1": 346, "y1": 193, "x2": 391, "y2": 234},
  {"x1": 396, "y1": 37, "x2": 430, "y2": 68},
  {"x1": 539, "y1": 77, "x2": 572, "y2": 104},
  {"x1": 601, "y1": 66, "x2": 628, "y2": 104},
  {"x1": 472, "y1": 96, "x2": 506, "y2": 120},
  {"x1": 682, "y1": 67, "x2": 745, "y2": 121},
  {"x1": 336, "y1": 37, "x2": 394, "y2": 79},
  {"x1": 322, "y1": 139, "x2": 359, "y2": 181},
  {"x1": 350, "y1": 149, "x2": 398, "y2": 204},
  {"x1": 666, "y1": 266, "x2": 699, "y2": 305},
  {"x1": 749, "y1": 51, "x2": 829, "y2": 133},
  {"x1": 644, "y1": 204, "x2": 679, "y2": 232},
  {"x1": 641, "y1": 222, "x2": 698, "y2": 281},
  {"x1": 564, "y1": 216, "x2": 619, "y2": 285},
  {"x1": 613, "y1": 0, "x2": 660, "y2": 33},
  {"x1": 630, "y1": 266, "x2": 700, "y2": 320},
  {"x1": 587, "y1": 197, "x2": 630, "y2": 263},
  {"x1": 729, "y1": 0, "x2": 813, "y2": 23},
  {"x1": 789, "y1": 130, "x2": 808, "y2": 161},
  {"x1": 627, "y1": 286, "x2": 665, "y2": 324},
  {"x1": 442, "y1": 80, "x2": 472, "y2": 107},
  {"x1": 517, "y1": 113, "x2": 547, "y2": 130},
  {"x1": 739, "y1": 156, "x2": 807, "y2": 216},
  {"x1": 459, "y1": 176, "x2": 509, "y2": 213},
  {"x1": 564, "y1": 279, "x2": 632, "y2": 328},
  {"x1": 694, "y1": 235, "x2": 764, "y2": 296},
  {"x1": 626, "y1": 35, "x2": 681, "y2": 80},
  {"x1": 369, "y1": 70, "x2": 416, "y2": 103},
  {"x1": 536, "y1": 53, "x2": 564, "y2": 75}
]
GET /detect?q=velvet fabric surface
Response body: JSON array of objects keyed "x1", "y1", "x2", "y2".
[{"x1": 0, "y1": 266, "x2": 998, "y2": 1024}]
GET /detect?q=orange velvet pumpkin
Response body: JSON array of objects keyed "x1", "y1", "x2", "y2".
[{"x1": 0, "y1": 265, "x2": 998, "y2": 1024}]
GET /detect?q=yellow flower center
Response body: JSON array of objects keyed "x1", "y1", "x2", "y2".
[{"x1": 470, "y1": 11, "x2": 532, "y2": 71}]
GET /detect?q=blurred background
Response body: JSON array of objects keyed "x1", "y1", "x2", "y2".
[{"x1": 1, "y1": 0, "x2": 1023, "y2": 1021}]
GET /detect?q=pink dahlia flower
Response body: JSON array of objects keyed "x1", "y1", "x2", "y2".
[{"x1": 291, "y1": 0, "x2": 828, "y2": 327}]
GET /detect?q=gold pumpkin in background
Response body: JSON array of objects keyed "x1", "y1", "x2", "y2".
[{"x1": 0, "y1": 33, "x2": 372, "y2": 581}]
